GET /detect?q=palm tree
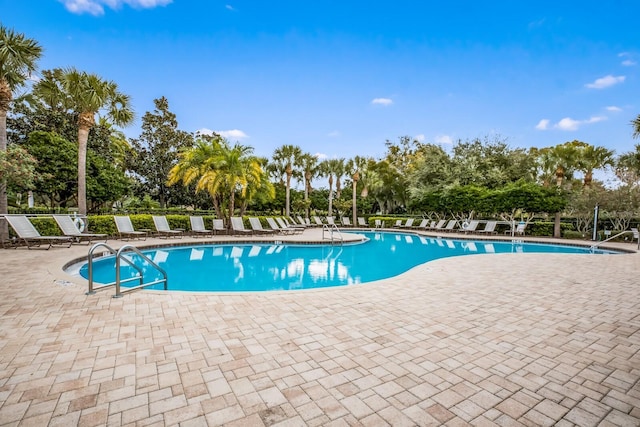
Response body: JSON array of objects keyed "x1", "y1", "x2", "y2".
[
  {"x1": 169, "y1": 138, "x2": 268, "y2": 226},
  {"x1": 271, "y1": 144, "x2": 302, "y2": 217},
  {"x1": 299, "y1": 153, "x2": 319, "y2": 218},
  {"x1": 346, "y1": 156, "x2": 367, "y2": 225},
  {"x1": 32, "y1": 68, "x2": 134, "y2": 216},
  {"x1": 577, "y1": 144, "x2": 614, "y2": 187},
  {"x1": 322, "y1": 158, "x2": 345, "y2": 216},
  {"x1": 632, "y1": 114, "x2": 640, "y2": 139},
  {"x1": 0, "y1": 26, "x2": 42, "y2": 240}
]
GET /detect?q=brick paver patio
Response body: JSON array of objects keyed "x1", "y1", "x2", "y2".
[{"x1": 0, "y1": 230, "x2": 639, "y2": 426}]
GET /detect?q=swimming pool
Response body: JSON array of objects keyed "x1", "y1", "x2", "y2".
[{"x1": 77, "y1": 231, "x2": 618, "y2": 292}]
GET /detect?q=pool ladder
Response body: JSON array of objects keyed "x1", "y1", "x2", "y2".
[
  {"x1": 322, "y1": 224, "x2": 344, "y2": 245},
  {"x1": 590, "y1": 229, "x2": 640, "y2": 251},
  {"x1": 86, "y1": 243, "x2": 168, "y2": 298}
]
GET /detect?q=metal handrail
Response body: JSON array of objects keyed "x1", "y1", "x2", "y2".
[
  {"x1": 87, "y1": 242, "x2": 144, "y2": 295},
  {"x1": 114, "y1": 245, "x2": 168, "y2": 298},
  {"x1": 590, "y1": 230, "x2": 640, "y2": 250},
  {"x1": 322, "y1": 224, "x2": 344, "y2": 245}
]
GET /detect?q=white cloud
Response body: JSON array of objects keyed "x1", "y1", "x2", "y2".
[
  {"x1": 225, "y1": 4, "x2": 235, "y2": 11},
  {"x1": 196, "y1": 128, "x2": 215, "y2": 136},
  {"x1": 217, "y1": 129, "x2": 249, "y2": 139},
  {"x1": 434, "y1": 134, "x2": 453, "y2": 144},
  {"x1": 414, "y1": 134, "x2": 425, "y2": 142},
  {"x1": 314, "y1": 153, "x2": 328, "y2": 160},
  {"x1": 60, "y1": 0, "x2": 171, "y2": 15},
  {"x1": 585, "y1": 75, "x2": 625, "y2": 89},
  {"x1": 535, "y1": 119, "x2": 550, "y2": 130},
  {"x1": 606, "y1": 106, "x2": 622, "y2": 112},
  {"x1": 550, "y1": 116, "x2": 606, "y2": 131},
  {"x1": 371, "y1": 97, "x2": 393, "y2": 106},
  {"x1": 621, "y1": 60, "x2": 637, "y2": 66},
  {"x1": 327, "y1": 130, "x2": 341, "y2": 137}
]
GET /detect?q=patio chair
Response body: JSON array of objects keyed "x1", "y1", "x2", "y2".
[
  {"x1": 374, "y1": 219, "x2": 383, "y2": 228},
  {"x1": 431, "y1": 219, "x2": 447, "y2": 231},
  {"x1": 357, "y1": 217, "x2": 369, "y2": 227},
  {"x1": 341, "y1": 217, "x2": 352, "y2": 227},
  {"x1": 477, "y1": 221, "x2": 497, "y2": 234},
  {"x1": 461, "y1": 220, "x2": 479, "y2": 234},
  {"x1": 213, "y1": 219, "x2": 226, "y2": 235},
  {"x1": 313, "y1": 216, "x2": 324, "y2": 226},
  {"x1": 392, "y1": 219, "x2": 403, "y2": 227},
  {"x1": 189, "y1": 216, "x2": 212, "y2": 237},
  {"x1": 505, "y1": 222, "x2": 526, "y2": 236},
  {"x1": 276, "y1": 217, "x2": 304, "y2": 234},
  {"x1": 53, "y1": 214, "x2": 107, "y2": 244},
  {"x1": 4, "y1": 215, "x2": 73, "y2": 250},
  {"x1": 400, "y1": 218, "x2": 415, "y2": 228},
  {"x1": 152, "y1": 215, "x2": 184, "y2": 238},
  {"x1": 265, "y1": 217, "x2": 297, "y2": 235},
  {"x1": 114, "y1": 215, "x2": 148, "y2": 240},
  {"x1": 442, "y1": 220, "x2": 458, "y2": 232},
  {"x1": 249, "y1": 217, "x2": 276, "y2": 234},
  {"x1": 230, "y1": 217, "x2": 253, "y2": 236},
  {"x1": 415, "y1": 219, "x2": 429, "y2": 230},
  {"x1": 326, "y1": 216, "x2": 336, "y2": 226},
  {"x1": 296, "y1": 215, "x2": 310, "y2": 227}
]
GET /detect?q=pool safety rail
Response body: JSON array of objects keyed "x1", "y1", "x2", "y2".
[
  {"x1": 86, "y1": 243, "x2": 168, "y2": 297},
  {"x1": 322, "y1": 223, "x2": 344, "y2": 245},
  {"x1": 590, "y1": 229, "x2": 640, "y2": 251}
]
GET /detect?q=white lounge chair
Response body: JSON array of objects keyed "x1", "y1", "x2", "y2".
[
  {"x1": 392, "y1": 219, "x2": 403, "y2": 227},
  {"x1": 400, "y1": 218, "x2": 415, "y2": 228},
  {"x1": 5, "y1": 215, "x2": 73, "y2": 249},
  {"x1": 230, "y1": 217, "x2": 253, "y2": 235},
  {"x1": 415, "y1": 219, "x2": 429, "y2": 230},
  {"x1": 374, "y1": 219, "x2": 383, "y2": 228},
  {"x1": 478, "y1": 221, "x2": 497, "y2": 234},
  {"x1": 189, "y1": 216, "x2": 212, "y2": 237},
  {"x1": 357, "y1": 217, "x2": 369, "y2": 227},
  {"x1": 213, "y1": 219, "x2": 226, "y2": 235},
  {"x1": 266, "y1": 217, "x2": 297, "y2": 235},
  {"x1": 442, "y1": 220, "x2": 458, "y2": 232},
  {"x1": 341, "y1": 217, "x2": 352, "y2": 227},
  {"x1": 114, "y1": 215, "x2": 148, "y2": 240},
  {"x1": 152, "y1": 215, "x2": 184, "y2": 238},
  {"x1": 326, "y1": 217, "x2": 336, "y2": 226},
  {"x1": 431, "y1": 220, "x2": 447, "y2": 231},
  {"x1": 53, "y1": 214, "x2": 107, "y2": 244},
  {"x1": 505, "y1": 222, "x2": 526, "y2": 236},
  {"x1": 313, "y1": 216, "x2": 324, "y2": 226},
  {"x1": 249, "y1": 217, "x2": 276, "y2": 234},
  {"x1": 276, "y1": 217, "x2": 304, "y2": 234},
  {"x1": 461, "y1": 220, "x2": 479, "y2": 234}
]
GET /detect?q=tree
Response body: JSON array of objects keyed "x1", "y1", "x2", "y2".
[
  {"x1": 0, "y1": 25, "x2": 42, "y2": 240},
  {"x1": 168, "y1": 137, "x2": 270, "y2": 226},
  {"x1": 320, "y1": 158, "x2": 345, "y2": 216},
  {"x1": 299, "y1": 153, "x2": 319, "y2": 218},
  {"x1": 576, "y1": 144, "x2": 614, "y2": 187},
  {"x1": 346, "y1": 156, "x2": 367, "y2": 225},
  {"x1": 616, "y1": 144, "x2": 640, "y2": 186},
  {"x1": 271, "y1": 144, "x2": 302, "y2": 217},
  {"x1": 632, "y1": 114, "x2": 640, "y2": 139},
  {"x1": 32, "y1": 68, "x2": 134, "y2": 215},
  {"x1": 0, "y1": 144, "x2": 38, "y2": 196},
  {"x1": 129, "y1": 97, "x2": 193, "y2": 208}
]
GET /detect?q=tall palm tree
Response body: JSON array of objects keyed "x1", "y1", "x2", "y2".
[
  {"x1": 271, "y1": 144, "x2": 302, "y2": 217},
  {"x1": 0, "y1": 26, "x2": 42, "y2": 240},
  {"x1": 632, "y1": 114, "x2": 640, "y2": 139},
  {"x1": 577, "y1": 144, "x2": 614, "y2": 187},
  {"x1": 346, "y1": 156, "x2": 367, "y2": 225},
  {"x1": 32, "y1": 68, "x2": 134, "y2": 216},
  {"x1": 322, "y1": 158, "x2": 345, "y2": 216},
  {"x1": 299, "y1": 153, "x2": 319, "y2": 218}
]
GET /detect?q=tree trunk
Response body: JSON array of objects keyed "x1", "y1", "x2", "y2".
[
  {"x1": 554, "y1": 212, "x2": 561, "y2": 238},
  {"x1": 352, "y1": 177, "x2": 358, "y2": 226},
  {"x1": 77, "y1": 112, "x2": 94, "y2": 217},
  {"x1": 328, "y1": 175, "x2": 334, "y2": 216},
  {"x1": 285, "y1": 172, "x2": 291, "y2": 217},
  {"x1": 228, "y1": 191, "x2": 235, "y2": 231},
  {"x1": 0, "y1": 109, "x2": 8, "y2": 242}
]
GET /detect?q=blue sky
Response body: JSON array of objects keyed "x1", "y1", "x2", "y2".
[{"x1": 3, "y1": 0, "x2": 640, "y2": 177}]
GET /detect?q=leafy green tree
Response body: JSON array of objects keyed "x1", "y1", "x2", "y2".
[
  {"x1": 129, "y1": 97, "x2": 192, "y2": 208},
  {"x1": 616, "y1": 144, "x2": 640, "y2": 186},
  {"x1": 576, "y1": 144, "x2": 614, "y2": 187},
  {"x1": 632, "y1": 114, "x2": 640, "y2": 139},
  {"x1": 0, "y1": 25, "x2": 42, "y2": 239},
  {"x1": 32, "y1": 68, "x2": 134, "y2": 215},
  {"x1": 0, "y1": 143, "x2": 38, "y2": 194},
  {"x1": 271, "y1": 144, "x2": 302, "y2": 217}
]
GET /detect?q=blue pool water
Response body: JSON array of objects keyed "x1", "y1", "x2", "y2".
[{"x1": 79, "y1": 232, "x2": 617, "y2": 292}]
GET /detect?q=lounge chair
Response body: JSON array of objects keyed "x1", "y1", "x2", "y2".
[
  {"x1": 477, "y1": 221, "x2": 497, "y2": 234},
  {"x1": 431, "y1": 220, "x2": 447, "y2": 231},
  {"x1": 341, "y1": 217, "x2": 352, "y2": 227},
  {"x1": 313, "y1": 216, "x2": 324, "y2": 226},
  {"x1": 230, "y1": 217, "x2": 253, "y2": 236},
  {"x1": 392, "y1": 219, "x2": 403, "y2": 227},
  {"x1": 296, "y1": 216, "x2": 310, "y2": 227},
  {"x1": 266, "y1": 217, "x2": 297, "y2": 235},
  {"x1": 400, "y1": 218, "x2": 415, "y2": 228},
  {"x1": 505, "y1": 222, "x2": 526, "y2": 236},
  {"x1": 357, "y1": 217, "x2": 369, "y2": 227},
  {"x1": 276, "y1": 217, "x2": 304, "y2": 234},
  {"x1": 189, "y1": 216, "x2": 212, "y2": 237},
  {"x1": 114, "y1": 216, "x2": 148, "y2": 240},
  {"x1": 53, "y1": 214, "x2": 107, "y2": 244},
  {"x1": 461, "y1": 220, "x2": 479, "y2": 234},
  {"x1": 326, "y1": 217, "x2": 336, "y2": 226},
  {"x1": 5, "y1": 215, "x2": 73, "y2": 249},
  {"x1": 374, "y1": 219, "x2": 383, "y2": 228},
  {"x1": 152, "y1": 215, "x2": 184, "y2": 238},
  {"x1": 213, "y1": 219, "x2": 226, "y2": 235},
  {"x1": 415, "y1": 219, "x2": 429, "y2": 230},
  {"x1": 249, "y1": 217, "x2": 276, "y2": 234},
  {"x1": 442, "y1": 220, "x2": 458, "y2": 232}
]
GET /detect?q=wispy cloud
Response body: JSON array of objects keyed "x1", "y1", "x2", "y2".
[
  {"x1": 528, "y1": 18, "x2": 546, "y2": 29},
  {"x1": 434, "y1": 134, "x2": 453, "y2": 144},
  {"x1": 537, "y1": 116, "x2": 606, "y2": 131},
  {"x1": 327, "y1": 130, "x2": 341, "y2": 137},
  {"x1": 585, "y1": 75, "x2": 625, "y2": 89},
  {"x1": 60, "y1": 0, "x2": 172, "y2": 16},
  {"x1": 535, "y1": 119, "x2": 550, "y2": 130},
  {"x1": 371, "y1": 97, "x2": 393, "y2": 106},
  {"x1": 196, "y1": 128, "x2": 248, "y2": 140},
  {"x1": 619, "y1": 52, "x2": 637, "y2": 66},
  {"x1": 225, "y1": 4, "x2": 235, "y2": 11},
  {"x1": 606, "y1": 106, "x2": 622, "y2": 112},
  {"x1": 414, "y1": 134, "x2": 425, "y2": 142},
  {"x1": 314, "y1": 153, "x2": 328, "y2": 160}
]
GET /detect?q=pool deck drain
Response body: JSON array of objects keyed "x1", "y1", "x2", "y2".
[{"x1": 0, "y1": 228, "x2": 639, "y2": 426}]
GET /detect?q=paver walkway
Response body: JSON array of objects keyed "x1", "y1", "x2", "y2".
[{"x1": 0, "y1": 230, "x2": 639, "y2": 426}]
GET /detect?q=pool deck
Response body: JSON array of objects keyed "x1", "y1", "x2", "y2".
[{"x1": 1, "y1": 228, "x2": 639, "y2": 426}]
